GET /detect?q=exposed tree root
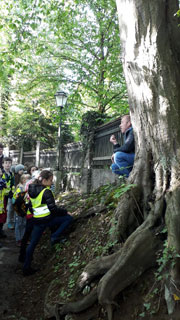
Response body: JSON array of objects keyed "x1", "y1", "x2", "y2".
[
  {"x1": 78, "y1": 250, "x2": 121, "y2": 289},
  {"x1": 59, "y1": 288, "x2": 98, "y2": 315},
  {"x1": 57, "y1": 218, "x2": 163, "y2": 318},
  {"x1": 78, "y1": 204, "x2": 107, "y2": 219},
  {"x1": 97, "y1": 219, "x2": 163, "y2": 305},
  {"x1": 44, "y1": 280, "x2": 61, "y2": 320},
  {"x1": 54, "y1": 193, "x2": 165, "y2": 319}
]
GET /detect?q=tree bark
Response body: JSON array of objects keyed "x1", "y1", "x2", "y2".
[
  {"x1": 78, "y1": 251, "x2": 120, "y2": 289},
  {"x1": 114, "y1": 0, "x2": 180, "y2": 314}
]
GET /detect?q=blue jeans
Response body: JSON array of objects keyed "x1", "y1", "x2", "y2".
[
  {"x1": 23, "y1": 214, "x2": 73, "y2": 270},
  {"x1": 7, "y1": 198, "x2": 14, "y2": 225},
  {"x1": 14, "y1": 213, "x2": 26, "y2": 241},
  {"x1": 19, "y1": 218, "x2": 34, "y2": 261},
  {"x1": 111, "y1": 152, "x2": 135, "y2": 177}
]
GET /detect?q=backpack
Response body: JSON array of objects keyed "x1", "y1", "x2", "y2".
[{"x1": 13, "y1": 191, "x2": 28, "y2": 217}]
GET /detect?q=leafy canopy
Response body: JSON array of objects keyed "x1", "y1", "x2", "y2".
[{"x1": 0, "y1": 0, "x2": 128, "y2": 148}]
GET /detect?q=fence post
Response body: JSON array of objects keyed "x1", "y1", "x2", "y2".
[
  {"x1": 19, "y1": 145, "x2": 23, "y2": 164},
  {"x1": 36, "y1": 140, "x2": 40, "y2": 167},
  {"x1": 5, "y1": 145, "x2": 9, "y2": 157}
]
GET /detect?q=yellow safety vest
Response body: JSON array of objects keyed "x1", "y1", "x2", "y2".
[
  {"x1": 13, "y1": 186, "x2": 32, "y2": 219},
  {"x1": 30, "y1": 187, "x2": 51, "y2": 219},
  {"x1": 2, "y1": 172, "x2": 15, "y2": 195},
  {"x1": 13, "y1": 187, "x2": 22, "y2": 201}
]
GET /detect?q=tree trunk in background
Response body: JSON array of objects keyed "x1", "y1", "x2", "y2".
[{"x1": 116, "y1": 0, "x2": 180, "y2": 308}]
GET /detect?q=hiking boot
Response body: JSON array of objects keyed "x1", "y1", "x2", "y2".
[
  {"x1": 0, "y1": 230, "x2": 7, "y2": 238},
  {"x1": 23, "y1": 267, "x2": 40, "y2": 277}
]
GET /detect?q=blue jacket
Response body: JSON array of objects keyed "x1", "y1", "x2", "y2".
[{"x1": 113, "y1": 127, "x2": 135, "y2": 154}]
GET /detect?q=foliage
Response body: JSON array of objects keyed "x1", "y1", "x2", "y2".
[
  {"x1": 80, "y1": 110, "x2": 106, "y2": 150},
  {"x1": 155, "y1": 239, "x2": 180, "y2": 281},
  {"x1": 84, "y1": 181, "x2": 136, "y2": 213},
  {"x1": 3, "y1": 106, "x2": 57, "y2": 150},
  {"x1": 0, "y1": 0, "x2": 128, "y2": 147},
  {"x1": 139, "y1": 238, "x2": 180, "y2": 318}
]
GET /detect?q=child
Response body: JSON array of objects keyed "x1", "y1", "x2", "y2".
[
  {"x1": 23, "y1": 170, "x2": 73, "y2": 276},
  {"x1": 18, "y1": 171, "x2": 40, "y2": 263},
  {"x1": 2, "y1": 157, "x2": 15, "y2": 230},
  {"x1": 0, "y1": 168, "x2": 8, "y2": 239},
  {"x1": 13, "y1": 174, "x2": 31, "y2": 246},
  {"x1": 14, "y1": 164, "x2": 25, "y2": 186},
  {"x1": 27, "y1": 165, "x2": 38, "y2": 176}
]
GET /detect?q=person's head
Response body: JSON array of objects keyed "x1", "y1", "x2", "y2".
[
  {"x1": 15, "y1": 164, "x2": 25, "y2": 175},
  {"x1": 2, "y1": 157, "x2": 12, "y2": 172},
  {"x1": 19, "y1": 174, "x2": 31, "y2": 185},
  {"x1": 119, "y1": 115, "x2": 132, "y2": 133},
  {"x1": 10, "y1": 165, "x2": 16, "y2": 174},
  {"x1": 35, "y1": 170, "x2": 53, "y2": 187},
  {"x1": 0, "y1": 143, "x2": 3, "y2": 157},
  {"x1": 27, "y1": 165, "x2": 38, "y2": 176}
]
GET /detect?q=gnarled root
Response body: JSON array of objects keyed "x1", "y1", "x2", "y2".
[
  {"x1": 78, "y1": 250, "x2": 121, "y2": 289},
  {"x1": 44, "y1": 280, "x2": 61, "y2": 319},
  {"x1": 59, "y1": 288, "x2": 97, "y2": 315},
  {"x1": 98, "y1": 220, "x2": 163, "y2": 305}
]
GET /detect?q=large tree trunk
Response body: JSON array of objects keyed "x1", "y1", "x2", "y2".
[
  {"x1": 115, "y1": 0, "x2": 180, "y2": 314},
  {"x1": 51, "y1": 1, "x2": 180, "y2": 319}
]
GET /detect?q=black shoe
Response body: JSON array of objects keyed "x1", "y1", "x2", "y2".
[
  {"x1": 51, "y1": 237, "x2": 67, "y2": 246},
  {"x1": 0, "y1": 230, "x2": 7, "y2": 239},
  {"x1": 23, "y1": 267, "x2": 39, "y2": 277}
]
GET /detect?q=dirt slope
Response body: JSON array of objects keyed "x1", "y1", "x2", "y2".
[{"x1": 0, "y1": 191, "x2": 171, "y2": 320}]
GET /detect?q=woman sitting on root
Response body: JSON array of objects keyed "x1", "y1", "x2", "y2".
[{"x1": 23, "y1": 170, "x2": 73, "y2": 276}]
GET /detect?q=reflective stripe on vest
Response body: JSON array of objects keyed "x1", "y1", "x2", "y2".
[
  {"x1": 2, "y1": 172, "x2": 14, "y2": 194},
  {"x1": 30, "y1": 188, "x2": 50, "y2": 219},
  {"x1": 33, "y1": 206, "x2": 50, "y2": 217},
  {"x1": 0, "y1": 189, "x2": 5, "y2": 214}
]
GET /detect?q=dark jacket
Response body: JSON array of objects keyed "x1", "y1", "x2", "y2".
[
  {"x1": 28, "y1": 184, "x2": 67, "y2": 223},
  {"x1": 113, "y1": 127, "x2": 135, "y2": 154},
  {"x1": 0, "y1": 155, "x2": 4, "y2": 170}
]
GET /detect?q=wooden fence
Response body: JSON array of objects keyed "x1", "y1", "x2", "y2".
[
  {"x1": 93, "y1": 116, "x2": 122, "y2": 166},
  {"x1": 9, "y1": 117, "x2": 122, "y2": 192}
]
